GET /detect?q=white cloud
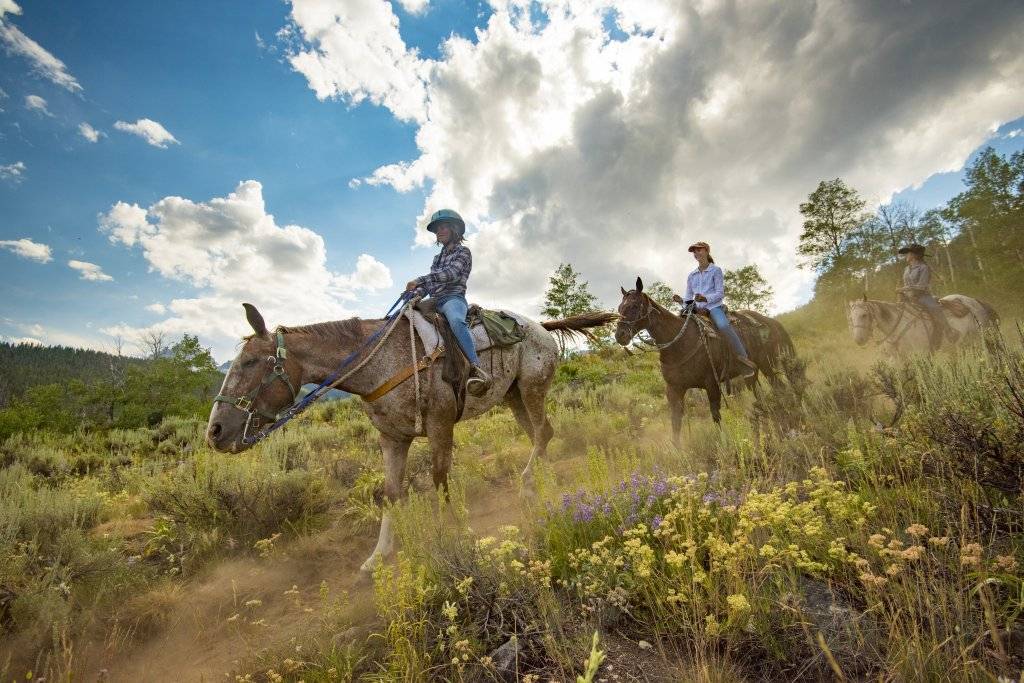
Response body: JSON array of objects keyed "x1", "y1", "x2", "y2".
[
  {"x1": 99, "y1": 179, "x2": 393, "y2": 358},
  {"x1": 24, "y1": 93, "x2": 51, "y2": 116},
  {"x1": 145, "y1": 303, "x2": 166, "y2": 314},
  {"x1": 68, "y1": 260, "x2": 114, "y2": 282},
  {"x1": 2, "y1": 336, "x2": 42, "y2": 346},
  {"x1": 78, "y1": 122, "x2": 104, "y2": 142},
  {"x1": 0, "y1": 160, "x2": 25, "y2": 182},
  {"x1": 283, "y1": 0, "x2": 431, "y2": 123},
  {"x1": 0, "y1": 5, "x2": 83, "y2": 92},
  {"x1": 1006, "y1": 129, "x2": 1022, "y2": 139},
  {"x1": 0, "y1": 237, "x2": 52, "y2": 262},
  {"x1": 395, "y1": 0, "x2": 429, "y2": 15},
  {"x1": 114, "y1": 118, "x2": 179, "y2": 148},
  {"x1": 290, "y1": 0, "x2": 1024, "y2": 313}
]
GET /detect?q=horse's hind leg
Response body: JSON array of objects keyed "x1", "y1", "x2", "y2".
[
  {"x1": 361, "y1": 432, "x2": 412, "y2": 573},
  {"x1": 514, "y1": 381, "x2": 554, "y2": 489}
]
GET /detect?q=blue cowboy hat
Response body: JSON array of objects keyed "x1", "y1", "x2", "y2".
[{"x1": 426, "y1": 208, "x2": 465, "y2": 237}]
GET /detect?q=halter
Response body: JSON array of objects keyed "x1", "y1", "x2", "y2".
[
  {"x1": 214, "y1": 330, "x2": 298, "y2": 442},
  {"x1": 618, "y1": 295, "x2": 693, "y2": 350}
]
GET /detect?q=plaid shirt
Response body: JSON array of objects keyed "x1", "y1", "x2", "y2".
[
  {"x1": 902, "y1": 262, "x2": 932, "y2": 294},
  {"x1": 414, "y1": 243, "x2": 472, "y2": 299}
]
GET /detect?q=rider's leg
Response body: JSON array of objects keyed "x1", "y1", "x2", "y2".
[
  {"x1": 437, "y1": 296, "x2": 491, "y2": 396},
  {"x1": 708, "y1": 306, "x2": 757, "y2": 377},
  {"x1": 437, "y1": 296, "x2": 479, "y2": 365},
  {"x1": 917, "y1": 294, "x2": 955, "y2": 344}
]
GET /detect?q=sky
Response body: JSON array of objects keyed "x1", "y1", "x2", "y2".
[{"x1": 1, "y1": 0, "x2": 1022, "y2": 362}]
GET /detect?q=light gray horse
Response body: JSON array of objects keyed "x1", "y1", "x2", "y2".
[
  {"x1": 847, "y1": 295, "x2": 998, "y2": 356},
  {"x1": 206, "y1": 303, "x2": 614, "y2": 571}
]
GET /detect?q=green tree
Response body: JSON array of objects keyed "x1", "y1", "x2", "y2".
[
  {"x1": 542, "y1": 263, "x2": 602, "y2": 356},
  {"x1": 724, "y1": 265, "x2": 774, "y2": 313},
  {"x1": 645, "y1": 281, "x2": 677, "y2": 310},
  {"x1": 797, "y1": 179, "x2": 869, "y2": 274}
]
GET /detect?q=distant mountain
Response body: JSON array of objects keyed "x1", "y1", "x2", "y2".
[{"x1": 0, "y1": 342, "x2": 144, "y2": 408}]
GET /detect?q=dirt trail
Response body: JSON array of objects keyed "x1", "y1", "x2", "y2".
[{"x1": 81, "y1": 481, "x2": 524, "y2": 683}]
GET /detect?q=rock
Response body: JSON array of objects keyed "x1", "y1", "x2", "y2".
[
  {"x1": 637, "y1": 640, "x2": 652, "y2": 650},
  {"x1": 783, "y1": 576, "x2": 879, "y2": 677},
  {"x1": 487, "y1": 636, "x2": 521, "y2": 682}
]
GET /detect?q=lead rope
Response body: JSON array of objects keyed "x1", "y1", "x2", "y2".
[{"x1": 405, "y1": 305, "x2": 423, "y2": 434}]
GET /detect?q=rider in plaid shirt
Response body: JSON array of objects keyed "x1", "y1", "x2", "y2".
[
  {"x1": 412, "y1": 241, "x2": 472, "y2": 300},
  {"x1": 406, "y1": 209, "x2": 491, "y2": 397}
]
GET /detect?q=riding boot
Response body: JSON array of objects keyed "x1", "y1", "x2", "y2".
[
  {"x1": 736, "y1": 356, "x2": 758, "y2": 379},
  {"x1": 467, "y1": 365, "x2": 492, "y2": 397}
]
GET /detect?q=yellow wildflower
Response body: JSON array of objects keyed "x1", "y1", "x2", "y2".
[
  {"x1": 928, "y1": 536, "x2": 950, "y2": 547},
  {"x1": 905, "y1": 524, "x2": 928, "y2": 537},
  {"x1": 900, "y1": 545, "x2": 925, "y2": 561},
  {"x1": 726, "y1": 594, "x2": 751, "y2": 614},
  {"x1": 993, "y1": 555, "x2": 1018, "y2": 571}
]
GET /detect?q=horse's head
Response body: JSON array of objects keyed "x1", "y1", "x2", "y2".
[
  {"x1": 206, "y1": 304, "x2": 302, "y2": 452},
  {"x1": 847, "y1": 298, "x2": 873, "y2": 346},
  {"x1": 615, "y1": 276, "x2": 651, "y2": 346}
]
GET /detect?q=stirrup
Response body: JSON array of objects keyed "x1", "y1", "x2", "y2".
[{"x1": 467, "y1": 367, "x2": 491, "y2": 397}]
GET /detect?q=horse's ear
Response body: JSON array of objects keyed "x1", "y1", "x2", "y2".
[
  {"x1": 621, "y1": 286, "x2": 628, "y2": 296},
  {"x1": 636, "y1": 277, "x2": 644, "y2": 293},
  {"x1": 243, "y1": 303, "x2": 269, "y2": 338}
]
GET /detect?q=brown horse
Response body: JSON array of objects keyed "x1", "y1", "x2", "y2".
[
  {"x1": 206, "y1": 302, "x2": 615, "y2": 572},
  {"x1": 615, "y1": 277, "x2": 796, "y2": 444}
]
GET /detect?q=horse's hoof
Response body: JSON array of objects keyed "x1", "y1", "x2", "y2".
[{"x1": 359, "y1": 554, "x2": 381, "y2": 573}]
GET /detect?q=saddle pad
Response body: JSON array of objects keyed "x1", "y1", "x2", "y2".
[
  {"x1": 939, "y1": 298, "x2": 971, "y2": 318},
  {"x1": 408, "y1": 309, "x2": 528, "y2": 355}
]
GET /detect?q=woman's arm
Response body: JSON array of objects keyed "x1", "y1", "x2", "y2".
[
  {"x1": 414, "y1": 246, "x2": 472, "y2": 291},
  {"x1": 705, "y1": 266, "x2": 725, "y2": 308}
]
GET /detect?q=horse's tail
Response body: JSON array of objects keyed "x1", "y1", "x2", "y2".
[
  {"x1": 542, "y1": 311, "x2": 618, "y2": 343},
  {"x1": 975, "y1": 298, "x2": 1000, "y2": 327}
]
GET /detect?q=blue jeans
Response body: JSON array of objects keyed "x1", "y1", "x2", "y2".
[
  {"x1": 707, "y1": 306, "x2": 749, "y2": 359},
  {"x1": 436, "y1": 295, "x2": 480, "y2": 366},
  {"x1": 914, "y1": 294, "x2": 944, "y2": 319}
]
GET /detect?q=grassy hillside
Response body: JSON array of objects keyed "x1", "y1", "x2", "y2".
[
  {"x1": 0, "y1": 342, "x2": 146, "y2": 408},
  {"x1": 1, "y1": 316, "x2": 1022, "y2": 681}
]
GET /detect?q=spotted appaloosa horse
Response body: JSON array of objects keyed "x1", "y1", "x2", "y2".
[{"x1": 206, "y1": 303, "x2": 615, "y2": 572}]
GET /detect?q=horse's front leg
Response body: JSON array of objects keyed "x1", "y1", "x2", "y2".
[
  {"x1": 426, "y1": 418, "x2": 454, "y2": 504},
  {"x1": 705, "y1": 379, "x2": 723, "y2": 424},
  {"x1": 666, "y1": 384, "x2": 686, "y2": 448},
  {"x1": 360, "y1": 432, "x2": 412, "y2": 573}
]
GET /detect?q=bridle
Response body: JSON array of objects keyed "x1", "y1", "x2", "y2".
[
  {"x1": 214, "y1": 330, "x2": 298, "y2": 442},
  {"x1": 617, "y1": 294, "x2": 694, "y2": 351}
]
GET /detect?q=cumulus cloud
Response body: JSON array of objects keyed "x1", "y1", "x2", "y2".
[
  {"x1": 114, "y1": 118, "x2": 179, "y2": 148},
  {"x1": 99, "y1": 180, "x2": 393, "y2": 358},
  {"x1": 283, "y1": 0, "x2": 431, "y2": 122},
  {"x1": 0, "y1": 237, "x2": 51, "y2": 262},
  {"x1": 3, "y1": 336, "x2": 42, "y2": 346},
  {"x1": 24, "y1": 93, "x2": 51, "y2": 115},
  {"x1": 288, "y1": 0, "x2": 1024, "y2": 313},
  {"x1": 78, "y1": 122, "x2": 104, "y2": 142},
  {"x1": 395, "y1": 0, "x2": 429, "y2": 15},
  {"x1": 145, "y1": 303, "x2": 167, "y2": 314},
  {"x1": 0, "y1": 3, "x2": 83, "y2": 92},
  {"x1": 0, "y1": 160, "x2": 25, "y2": 182},
  {"x1": 68, "y1": 260, "x2": 114, "y2": 282}
]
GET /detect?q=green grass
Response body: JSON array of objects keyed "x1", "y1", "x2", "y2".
[{"x1": 2, "y1": 329, "x2": 1023, "y2": 681}]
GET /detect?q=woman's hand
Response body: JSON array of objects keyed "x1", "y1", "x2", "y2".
[
  {"x1": 405, "y1": 280, "x2": 418, "y2": 292},
  {"x1": 671, "y1": 294, "x2": 684, "y2": 304},
  {"x1": 694, "y1": 293, "x2": 707, "y2": 302}
]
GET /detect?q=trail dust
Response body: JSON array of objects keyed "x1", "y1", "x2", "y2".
[{"x1": 79, "y1": 478, "x2": 525, "y2": 683}]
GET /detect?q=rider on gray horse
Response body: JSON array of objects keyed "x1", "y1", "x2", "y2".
[
  {"x1": 897, "y1": 243, "x2": 955, "y2": 347},
  {"x1": 405, "y1": 209, "x2": 492, "y2": 397}
]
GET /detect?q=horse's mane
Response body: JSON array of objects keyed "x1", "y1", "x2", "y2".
[
  {"x1": 244, "y1": 318, "x2": 376, "y2": 345},
  {"x1": 860, "y1": 299, "x2": 895, "y2": 323}
]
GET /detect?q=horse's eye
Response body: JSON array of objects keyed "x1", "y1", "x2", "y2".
[{"x1": 242, "y1": 358, "x2": 258, "y2": 368}]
